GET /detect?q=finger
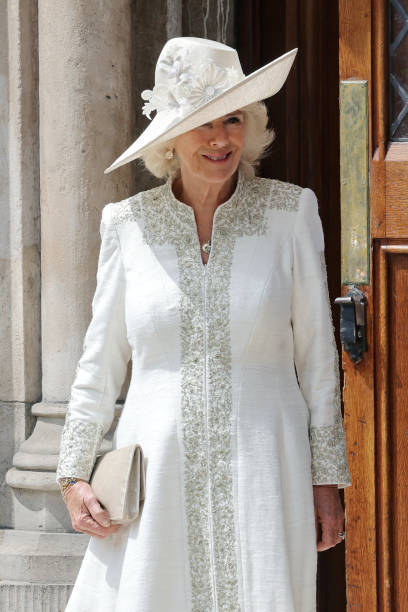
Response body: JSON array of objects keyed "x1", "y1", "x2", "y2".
[
  {"x1": 317, "y1": 523, "x2": 340, "y2": 552},
  {"x1": 76, "y1": 513, "x2": 120, "y2": 538},
  {"x1": 84, "y1": 494, "x2": 112, "y2": 528},
  {"x1": 85, "y1": 524, "x2": 122, "y2": 537},
  {"x1": 318, "y1": 516, "x2": 333, "y2": 551},
  {"x1": 317, "y1": 521, "x2": 344, "y2": 552},
  {"x1": 79, "y1": 529, "x2": 104, "y2": 539},
  {"x1": 78, "y1": 526, "x2": 120, "y2": 539},
  {"x1": 74, "y1": 511, "x2": 103, "y2": 534},
  {"x1": 77, "y1": 525, "x2": 121, "y2": 538},
  {"x1": 82, "y1": 524, "x2": 122, "y2": 538}
]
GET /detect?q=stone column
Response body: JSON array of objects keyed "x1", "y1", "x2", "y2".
[
  {"x1": 0, "y1": 0, "x2": 40, "y2": 532},
  {"x1": 38, "y1": 0, "x2": 134, "y2": 406},
  {"x1": 0, "y1": 0, "x2": 45, "y2": 607},
  {"x1": 2, "y1": 1, "x2": 134, "y2": 607}
]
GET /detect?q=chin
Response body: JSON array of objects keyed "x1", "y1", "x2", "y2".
[{"x1": 199, "y1": 160, "x2": 241, "y2": 185}]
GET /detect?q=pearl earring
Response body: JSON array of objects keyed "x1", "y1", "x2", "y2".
[{"x1": 164, "y1": 149, "x2": 174, "y2": 160}]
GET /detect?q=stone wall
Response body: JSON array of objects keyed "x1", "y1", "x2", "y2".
[{"x1": 0, "y1": 1, "x2": 235, "y2": 608}]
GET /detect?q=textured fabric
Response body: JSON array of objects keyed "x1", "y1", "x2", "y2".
[{"x1": 57, "y1": 169, "x2": 351, "y2": 612}]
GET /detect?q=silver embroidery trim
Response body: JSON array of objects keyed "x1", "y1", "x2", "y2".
[
  {"x1": 308, "y1": 251, "x2": 351, "y2": 488},
  {"x1": 113, "y1": 183, "x2": 214, "y2": 609},
  {"x1": 310, "y1": 415, "x2": 351, "y2": 487},
  {"x1": 109, "y1": 170, "x2": 304, "y2": 610},
  {"x1": 56, "y1": 416, "x2": 104, "y2": 482}
]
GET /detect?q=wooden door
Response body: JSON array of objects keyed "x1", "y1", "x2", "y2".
[{"x1": 340, "y1": 0, "x2": 408, "y2": 610}]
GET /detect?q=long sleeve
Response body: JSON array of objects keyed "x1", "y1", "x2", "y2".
[
  {"x1": 291, "y1": 188, "x2": 351, "y2": 489},
  {"x1": 56, "y1": 203, "x2": 132, "y2": 483}
]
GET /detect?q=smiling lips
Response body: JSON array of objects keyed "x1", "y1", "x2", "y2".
[{"x1": 202, "y1": 151, "x2": 233, "y2": 162}]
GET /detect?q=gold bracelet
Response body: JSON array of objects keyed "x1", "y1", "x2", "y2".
[{"x1": 59, "y1": 477, "x2": 81, "y2": 500}]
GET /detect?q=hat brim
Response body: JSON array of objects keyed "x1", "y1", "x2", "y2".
[{"x1": 104, "y1": 47, "x2": 298, "y2": 174}]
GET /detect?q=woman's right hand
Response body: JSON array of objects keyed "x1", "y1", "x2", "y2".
[{"x1": 64, "y1": 480, "x2": 122, "y2": 538}]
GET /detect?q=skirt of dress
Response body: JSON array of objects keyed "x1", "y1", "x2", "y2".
[{"x1": 64, "y1": 374, "x2": 318, "y2": 612}]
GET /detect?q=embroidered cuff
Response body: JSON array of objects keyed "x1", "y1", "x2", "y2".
[
  {"x1": 56, "y1": 417, "x2": 104, "y2": 483},
  {"x1": 309, "y1": 415, "x2": 351, "y2": 488}
]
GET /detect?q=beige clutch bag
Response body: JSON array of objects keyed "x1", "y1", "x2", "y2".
[{"x1": 89, "y1": 444, "x2": 146, "y2": 525}]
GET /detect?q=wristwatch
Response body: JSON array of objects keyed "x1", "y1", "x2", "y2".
[{"x1": 59, "y1": 477, "x2": 81, "y2": 500}]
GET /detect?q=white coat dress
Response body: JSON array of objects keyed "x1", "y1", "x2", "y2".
[{"x1": 56, "y1": 168, "x2": 351, "y2": 612}]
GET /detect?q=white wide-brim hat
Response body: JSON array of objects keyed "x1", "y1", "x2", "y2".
[{"x1": 104, "y1": 37, "x2": 298, "y2": 174}]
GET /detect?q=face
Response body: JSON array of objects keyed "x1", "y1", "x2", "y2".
[{"x1": 174, "y1": 111, "x2": 245, "y2": 186}]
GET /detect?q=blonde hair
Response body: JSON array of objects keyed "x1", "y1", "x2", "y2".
[{"x1": 138, "y1": 101, "x2": 276, "y2": 179}]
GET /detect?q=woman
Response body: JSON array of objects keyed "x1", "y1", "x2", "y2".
[{"x1": 57, "y1": 37, "x2": 351, "y2": 612}]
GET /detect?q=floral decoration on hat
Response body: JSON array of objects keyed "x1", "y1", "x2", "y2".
[{"x1": 141, "y1": 47, "x2": 241, "y2": 120}]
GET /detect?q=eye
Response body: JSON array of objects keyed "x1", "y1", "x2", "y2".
[{"x1": 225, "y1": 115, "x2": 242, "y2": 125}]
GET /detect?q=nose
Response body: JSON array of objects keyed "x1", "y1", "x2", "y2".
[{"x1": 208, "y1": 123, "x2": 229, "y2": 148}]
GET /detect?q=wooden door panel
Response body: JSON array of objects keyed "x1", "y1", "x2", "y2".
[
  {"x1": 389, "y1": 251, "x2": 408, "y2": 610},
  {"x1": 385, "y1": 153, "x2": 408, "y2": 236},
  {"x1": 376, "y1": 242, "x2": 408, "y2": 610}
]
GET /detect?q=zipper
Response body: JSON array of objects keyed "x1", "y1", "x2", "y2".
[{"x1": 202, "y1": 264, "x2": 218, "y2": 611}]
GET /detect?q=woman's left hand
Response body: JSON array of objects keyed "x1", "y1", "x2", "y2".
[{"x1": 313, "y1": 485, "x2": 345, "y2": 551}]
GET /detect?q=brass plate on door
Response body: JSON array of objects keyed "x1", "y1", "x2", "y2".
[{"x1": 340, "y1": 79, "x2": 370, "y2": 285}]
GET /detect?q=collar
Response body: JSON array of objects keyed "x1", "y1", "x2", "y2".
[{"x1": 163, "y1": 166, "x2": 247, "y2": 227}]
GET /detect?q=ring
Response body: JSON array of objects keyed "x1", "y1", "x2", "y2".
[{"x1": 337, "y1": 531, "x2": 346, "y2": 540}]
